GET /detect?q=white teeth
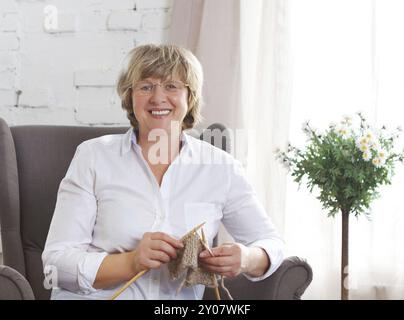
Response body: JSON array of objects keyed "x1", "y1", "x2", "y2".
[{"x1": 151, "y1": 110, "x2": 171, "y2": 116}]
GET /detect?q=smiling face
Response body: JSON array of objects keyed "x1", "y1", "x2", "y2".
[
  {"x1": 132, "y1": 77, "x2": 189, "y2": 137},
  {"x1": 117, "y1": 45, "x2": 204, "y2": 133}
]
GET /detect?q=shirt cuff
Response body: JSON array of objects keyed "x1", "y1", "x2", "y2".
[
  {"x1": 242, "y1": 239, "x2": 284, "y2": 282},
  {"x1": 77, "y1": 251, "x2": 109, "y2": 294}
]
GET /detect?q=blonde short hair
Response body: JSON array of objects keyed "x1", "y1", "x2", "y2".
[{"x1": 117, "y1": 44, "x2": 204, "y2": 130}]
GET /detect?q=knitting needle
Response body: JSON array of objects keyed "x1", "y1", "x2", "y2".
[
  {"x1": 200, "y1": 228, "x2": 214, "y2": 257},
  {"x1": 110, "y1": 222, "x2": 206, "y2": 300},
  {"x1": 200, "y1": 228, "x2": 221, "y2": 300},
  {"x1": 200, "y1": 232, "x2": 214, "y2": 257},
  {"x1": 181, "y1": 222, "x2": 206, "y2": 240},
  {"x1": 110, "y1": 269, "x2": 147, "y2": 300}
]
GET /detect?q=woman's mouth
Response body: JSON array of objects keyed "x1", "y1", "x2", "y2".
[{"x1": 149, "y1": 109, "x2": 172, "y2": 118}]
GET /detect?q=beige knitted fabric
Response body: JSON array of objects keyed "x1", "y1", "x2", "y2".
[{"x1": 168, "y1": 231, "x2": 216, "y2": 288}]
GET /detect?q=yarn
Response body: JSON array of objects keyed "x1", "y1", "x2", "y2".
[
  {"x1": 168, "y1": 229, "x2": 233, "y2": 300},
  {"x1": 168, "y1": 229, "x2": 216, "y2": 287}
]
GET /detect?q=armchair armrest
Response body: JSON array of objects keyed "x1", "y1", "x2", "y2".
[
  {"x1": 203, "y1": 256, "x2": 313, "y2": 300},
  {"x1": 0, "y1": 265, "x2": 35, "y2": 300}
]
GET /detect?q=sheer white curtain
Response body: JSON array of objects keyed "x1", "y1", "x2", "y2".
[
  {"x1": 169, "y1": 0, "x2": 292, "y2": 240},
  {"x1": 240, "y1": 0, "x2": 292, "y2": 235},
  {"x1": 287, "y1": 0, "x2": 404, "y2": 299}
]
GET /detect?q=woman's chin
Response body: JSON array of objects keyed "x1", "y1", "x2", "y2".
[{"x1": 146, "y1": 119, "x2": 181, "y2": 134}]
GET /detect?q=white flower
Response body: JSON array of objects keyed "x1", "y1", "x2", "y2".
[
  {"x1": 372, "y1": 157, "x2": 380, "y2": 167},
  {"x1": 359, "y1": 143, "x2": 369, "y2": 153},
  {"x1": 370, "y1": 139, "x2": 381, "y2": 151},
  {"x1": 336, "y1": 124, "x2": 350, "y2": 138},
  {"x1": 377, "y1": 149, "x2": 387, "y2": 162},
  {"x1": 363, "y1": 129, "x2": 375, "y2": 144},
  {"x1": 372, "y1": 157, "x2": 385, "y2": 168},
  {"x1": 356, "y1": 136, "x2": 369, "y2": 149},
  {"x1": 362, "y1": 152, "x2": 371, "y2": 161},
  {"x1": 342, "y1": 115, "x2": 353, "y2": 126}
]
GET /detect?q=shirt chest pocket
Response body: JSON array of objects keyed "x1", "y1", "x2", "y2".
[{"x1": 183, "y1": 202, "x2": 222, "y2": 247}]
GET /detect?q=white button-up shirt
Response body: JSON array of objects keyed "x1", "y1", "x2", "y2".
[{"x1": 42, "y1": 128, "x2": 284, "y2": 300}]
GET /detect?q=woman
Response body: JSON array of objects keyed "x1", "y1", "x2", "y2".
[{"x1": 42, "y1": 44, "x2": 284, "y2": 300}]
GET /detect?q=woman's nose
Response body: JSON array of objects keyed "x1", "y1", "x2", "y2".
[{"x1": 149, "y1": 84, "x2": 167, "y2": 104}]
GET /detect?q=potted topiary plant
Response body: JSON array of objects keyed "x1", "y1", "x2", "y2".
[{"x1": 276, "y1": 112, "x2": 404, "y2": 299}]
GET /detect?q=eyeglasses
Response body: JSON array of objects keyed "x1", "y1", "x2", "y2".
[{"x1": 132, "y1": 80, "x2": 189, "y2": 96}]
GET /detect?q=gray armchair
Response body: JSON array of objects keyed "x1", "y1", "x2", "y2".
[{"x1": 0, "y1": 117, "x2": 312, "y2": 300}]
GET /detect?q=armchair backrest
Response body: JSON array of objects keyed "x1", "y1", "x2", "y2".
[{"x1": 0, "y1": 118, "x2": 228, "y2": 299}]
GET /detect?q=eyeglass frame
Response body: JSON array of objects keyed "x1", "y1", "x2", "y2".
[{"x1": 131, "y1": 79, "x2": 190, "y2": 96}]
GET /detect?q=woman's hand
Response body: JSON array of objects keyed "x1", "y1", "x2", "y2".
[
  {"x1": 131, "y1": 232, "x2": 183, "y2": 274},
  {"x1": 198, "y1": 243, "x2": 250, "y2": 278},
  {"x1": 198, "y1": 243, "x2": 270, "y2": 278}
]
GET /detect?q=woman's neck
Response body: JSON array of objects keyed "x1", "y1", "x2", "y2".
[{"x1": 137, "y1": 128, "x2": 182, "y2": 165}]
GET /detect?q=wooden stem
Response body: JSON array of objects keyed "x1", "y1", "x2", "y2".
[{"x1": 341, "y1": 209, "x2": 349, "y2": 300}]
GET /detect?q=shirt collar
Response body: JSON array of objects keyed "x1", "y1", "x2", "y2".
[
  {"x1": 121, "y1": 128, "x2": 193, "y2": 156},
  {"x1": 120, "y1": 128, "x2": 134, "y2": 155}
]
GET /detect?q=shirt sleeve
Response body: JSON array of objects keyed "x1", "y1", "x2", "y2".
[
  {"x1": 222, "y1": 158, "x2": 285, "y2": 281},
  {"x1": 42, "y1": 142, "x2": 108, "y2": 294}
]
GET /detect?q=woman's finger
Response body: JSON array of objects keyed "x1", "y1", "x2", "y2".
[
  {"x1": 145, "y1": 259, "x2": 162, "y2": 270},
  {"x1": 150, "y1": 240, "x2": 178, "y2": 259},
  {"x1": 151, "y1": 232, "x2": 183, "y2": 249},
  {"x1": 200, "y1": 263, "x2": 233, "y2": 274},
  {"x1": 199, "y1": 255, "x2": 234, "y2": 267},
  {"x1": 149, "y1": 250, "x2": 171, "y2": 264},
  {"x1": 208, "y1": 245, "x2": 233, "y2": 257}
]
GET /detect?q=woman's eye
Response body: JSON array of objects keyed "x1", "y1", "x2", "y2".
[
  {"x1": 165, "y1": 82, "x2": 178, "y2": 90},
  {"x1": 140, "y1": 85, "x2": 153, "y2": 91}
]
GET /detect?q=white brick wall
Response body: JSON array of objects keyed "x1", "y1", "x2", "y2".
[
  {"x1": 136, "y1": 0, "x2": 173, "y2": 10},
  {"x1": 107, "y1": 11, "x2": 142, "y2": 31},
  {"x1": 0, "y1": 35, "x2": 19, "y2": 51},
  {"x1": 0, "y1": 0, "x2": 173, "y2": 126},
  {"x1": 0, "y1": 12, "x2": 19, "y2": 32}
]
